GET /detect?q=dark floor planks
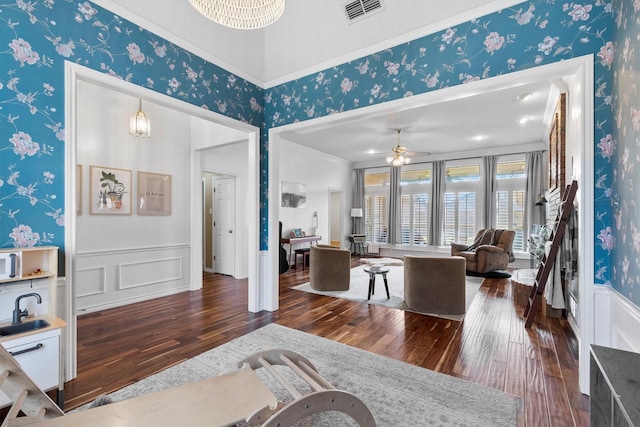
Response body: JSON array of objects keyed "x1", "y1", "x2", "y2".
[{"x1": 64, "y1": 259, "x2": 589, "y2": 426}]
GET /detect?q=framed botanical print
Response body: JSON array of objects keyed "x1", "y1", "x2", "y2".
[{"x1": 90, "y1": 165, "x2": 132, "y2": 215}]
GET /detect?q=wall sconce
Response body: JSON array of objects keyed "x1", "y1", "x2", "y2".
[
  {"x1": 535, "y1": 194, "x2": 547, "y2": 206},
  {"x1": 129, "y1": 99, "x2": 151, "y2": 138}
]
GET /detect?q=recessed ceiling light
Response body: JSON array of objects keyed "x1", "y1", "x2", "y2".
[
  {"x1": 472, "y1": 135, "x2": 487, "y2": 141},
  {"x1": 367, "y1": 149, "x2": 377, "y2": 155},
  {"x1": 516, "y1": 92, "x2": 533, "y2": 101},
  {"x1": 519, "y1": 117, "x2": 529, "y2": 124}
]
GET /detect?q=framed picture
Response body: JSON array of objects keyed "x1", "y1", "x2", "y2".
[
  {"x1": 281, "y1": 181, "x2": 306, "y2": 208},
  {"x1": 293, "y1": 228, "x2": 303, "y2": 238},
  {"x1": 76, "y1": 164, "x2": 82, "y2": 216},
  {"x1": 90, "y1": 165, "x2": 132, "y2": 215},
  {"x1": 137, "y1": 171, "x2": 172, "y2": 216}
]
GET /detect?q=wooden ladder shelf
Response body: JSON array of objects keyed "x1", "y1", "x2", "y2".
[{"x1": 524, "y1": 180, "x2": 578, "y2": 328}]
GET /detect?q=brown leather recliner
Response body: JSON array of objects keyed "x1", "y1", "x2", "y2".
[
  {"x1": 309, "y1": 245, "x2": 350, "y2": 291},
  {"x1": 450, "y1": 228, "x2": 515, "y2": 274}
]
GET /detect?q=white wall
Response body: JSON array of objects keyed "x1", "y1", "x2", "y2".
[
  {"x1": 75, "y1": 81, "x2": 192, "y2": 312},
  {"x1": 278, "y1": 140, "x2": 352, "y2": 250},
  {"x1": 201, "y1": 141, "x2": 250, "y2": 279}
]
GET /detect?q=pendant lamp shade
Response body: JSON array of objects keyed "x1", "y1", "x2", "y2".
[
  {"x1": 129, "y1": 99, "x2": 151, "y2": 138},
  {"x1": 189, "y1": 0, "x2": 285, "y2": 30}
]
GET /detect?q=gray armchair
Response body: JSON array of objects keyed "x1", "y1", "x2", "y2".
[
  {"x1": 404, "y1": 255, "x2": 466, "y2": 315},
  {"x1": 309, "y1": 245, "x2": 350, "y2": 291}
]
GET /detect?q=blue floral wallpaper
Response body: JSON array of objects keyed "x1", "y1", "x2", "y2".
[
  {"x1": 0, "y1": 0, "x2": 263, "y2": 247},
  {"x1": 0, "y1": 0, "x2": 627, "y2": 302},
  {"x1": 610, "y1": 0, "x2": 640, "y2": 303},
  {"x1": 264, "y1": 1, "x2": 616, "y2": 290}
]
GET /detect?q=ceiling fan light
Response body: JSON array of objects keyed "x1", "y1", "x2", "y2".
[{"x1": 386, "y1": 156, "x2": 393, "y2": 163}]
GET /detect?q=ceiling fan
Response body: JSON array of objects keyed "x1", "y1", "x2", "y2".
[{"x1": 386, "y1": 129, "x2": 412, "y2": 166}]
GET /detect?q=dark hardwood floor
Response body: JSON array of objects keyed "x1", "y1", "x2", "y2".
[{"x1": 64, "y1": 259, "x2": 589, "y2": 426}]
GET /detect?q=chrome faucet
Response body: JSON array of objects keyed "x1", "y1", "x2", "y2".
[{"x1": 12, "y1": 293, "x2": 42, "y2": 325}]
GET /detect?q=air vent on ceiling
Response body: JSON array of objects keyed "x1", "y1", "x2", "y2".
[{"x1": 345, "y1": 0, "x2": 384, "y2": 22}]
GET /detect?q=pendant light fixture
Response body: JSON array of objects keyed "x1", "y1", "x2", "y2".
[
  {"x1": 189, "y1": 0, "x2": 285, "y2": 30},
  {"x1": 129, "y1": 99, "x2": 151, "y2": 138}
]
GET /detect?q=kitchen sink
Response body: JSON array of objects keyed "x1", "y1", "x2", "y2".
[{"x1": 0, "y1": 319, "x2": 50, "y2": 336}]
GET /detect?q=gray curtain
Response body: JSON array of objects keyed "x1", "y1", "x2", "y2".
[
  {"x1": 525, "y1": 151, "x2": 546, "y2": 229},
  {"x1": 429, "y1": 160, "x2": 445, "y2": 245},
  {"x1": 388, "y1": 166, "x2": 401, "y2": 244},
  {"x1": 352, "y1": 168, "x2": 365, "y2": 234},
  {"x1": 483, "y1": 155, "x2": 497, "y2": 229}
]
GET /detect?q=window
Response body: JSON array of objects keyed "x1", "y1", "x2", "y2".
[
  {"x1": 443, "y1": 161, "x2": 480, "y2": 245},
  {"x1": 444, "y1": 191, "x2": 477, "y2": 245},
  {"x1": 495, "y1": 156, "x2": 526, "y2": 250},
  {"x1": 401, "y1": 194, "x2": 429, "y2": 245},
  {"x1": 365, "y1": 196, "x2": 388, "y2": 243},
  {"x1": 399, "y1": 167, "x2": 431, "y2": 246},
  {"x1": 364, "y1": 169, "x2": 389, "y2": 243}
]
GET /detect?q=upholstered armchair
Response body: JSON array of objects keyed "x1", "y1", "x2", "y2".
[
  {"x1": 309, "y1": 245, "x2": 350, "y2": 291},
  {"x1": 450, "y1": 228, "x2": 515, "y2": 274},
  {"x1": 404, "y1": 255, "x2": 466, "y2": 315}
]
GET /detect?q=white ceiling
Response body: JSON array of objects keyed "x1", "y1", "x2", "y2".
[{"x1": 94, "y1": 0, "x2": 554, "y2": 164}]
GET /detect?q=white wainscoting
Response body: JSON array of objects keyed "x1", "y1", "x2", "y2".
[
  {"x1": 593, "y1": 284, "x2": 640, "y2": 352},
  {"x1": 76, "y1": 244, "x2": 190, "y2": 314}
]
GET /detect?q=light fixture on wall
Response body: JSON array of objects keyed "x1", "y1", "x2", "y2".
[
  {"x1": 129, "y1": 99, "x2": 151, "y2": 138},
  {"x1": 189, "y1": 0, "x2": 285, "y2": 30},
  {"x1": 386, "y1": 129, "x2": 411, "y2": 167}
]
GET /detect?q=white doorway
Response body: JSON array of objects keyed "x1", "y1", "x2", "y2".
[
  {"x1": 213, "y1": 176, "x2": 236, "y2": 275},
  {"x1": 65, "y1": 62, "x2": 261, "y2": 383},
  {"x1": 329, "y1": 190, "x2": 344, "y2": 248}
]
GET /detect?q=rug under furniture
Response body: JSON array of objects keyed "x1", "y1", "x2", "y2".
[{"x1": 293, "y1": 265, "x2": 483, "y2": 321}]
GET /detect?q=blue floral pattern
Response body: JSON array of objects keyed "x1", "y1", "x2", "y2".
[
  {"x1": 0, "y1": 0, "x2": 627, "y2": 302},
  {"x1": 264, "y1": 0, "x2": 616, "y2": 291},
  {"x1": 1, "y1": 0, "x2": 263, "y2": 248},
  {"x1": 610, "y1": 0, "x2": 640, "y2": 303}
]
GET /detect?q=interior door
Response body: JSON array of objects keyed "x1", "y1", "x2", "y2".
[{"x1": 214, "y1": 177, "x2": 235, "y2": 276}]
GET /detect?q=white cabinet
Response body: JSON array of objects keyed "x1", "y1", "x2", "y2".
[{"x1": 1, "y1": 329, "x2": 60, "y2": 391}]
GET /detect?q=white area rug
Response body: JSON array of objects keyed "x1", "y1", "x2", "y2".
[
  {"x1": 293, "y1": 265, "x2": 483, "y2": 321},
  {"x1": 359, "y1": 257, "x2": 404, "y2": 266},
  {"x1": 75, "y1": 324, "x2": 517, "y2": 426},
  {"x1": 512, "y1": 268, "x2": 537, "y2": 286}
]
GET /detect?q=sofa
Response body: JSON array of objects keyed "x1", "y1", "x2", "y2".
[
  {"x1": 403, "y1": 255, "x2": 466, "y2": 315},
  {"x1": 450, "y1": 228, "x2": 515, "y2": 274},
  {"x1": 309, "y1": 245, "x2": 350, "y2": 291}
]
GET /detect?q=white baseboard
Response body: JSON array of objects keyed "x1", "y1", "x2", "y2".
[{"x1": 593, "y1": 285, "x2": 640, "y2": 352}]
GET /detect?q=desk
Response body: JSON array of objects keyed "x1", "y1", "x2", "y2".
[{"x1": 281, "y1": 235, "x2": 321, "y2": 267}]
